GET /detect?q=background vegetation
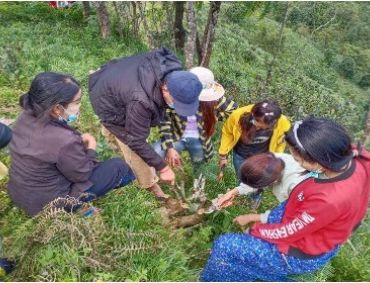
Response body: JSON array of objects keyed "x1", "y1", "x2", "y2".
[{"x1": 0, "y1": 1, "x2": 369, "y2": 281}]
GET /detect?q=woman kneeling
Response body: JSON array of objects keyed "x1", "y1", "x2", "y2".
[{"x1": 201, "y1": 117, "x2": 370, "y2": 281}]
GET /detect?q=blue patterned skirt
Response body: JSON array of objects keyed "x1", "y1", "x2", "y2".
[{"x1": 200, "y1": 202, "x2": 339, "y2": 282}]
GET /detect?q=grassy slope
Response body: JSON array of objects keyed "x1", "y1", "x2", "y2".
[
  {"x1": 0, "y1": 2, "x2": 369, "y2": 281},
  {"x1": 210, "y1": 12, "x2": 369, "y2": 137}
]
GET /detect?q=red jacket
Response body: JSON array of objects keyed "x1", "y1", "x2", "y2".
[{"x1": 250, "y1": 148, "x2": 370, "y2": 256}]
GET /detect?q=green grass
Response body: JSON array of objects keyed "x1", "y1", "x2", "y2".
[
  {"x1": 211, "y1": 8, "x2": 370, "y2": 136},
  {"x1": 2, "y1": 186, "x2": 205, "y2": 281},
  {"x1": 0, "y1": 2, "x2": 369, "y2": 281}
]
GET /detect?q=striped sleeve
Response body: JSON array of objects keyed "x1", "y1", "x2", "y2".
[
  {"x1": 159, "y1": 108, "x2": 176, "y2": 151},
  {"x1": 215, "y1": 96, "x2": 238, "y2": 121}
]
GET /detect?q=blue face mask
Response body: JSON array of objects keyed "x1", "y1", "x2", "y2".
[
  {"x1": 58, "y1": 105, "x2": 80, "y2": 124},
  {"x1": 58, "y1": 113, "x2": 79, "y2": 124},
  {"x1": 167, "y1": 102, "x2": 174, "y2": 109},
  {"x1": 305, "y1": 171, "x2": 319, "y2": 179},
  {"x1": 65, "y1": 113, "x2": 79, "y2": 123},
  {"x1": 305, "y1": 168, "x2": 325, "y2": 179}
]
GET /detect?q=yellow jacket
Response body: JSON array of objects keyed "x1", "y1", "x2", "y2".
[{"x1": 218, "y1": 104, "x2": 291, "y2": 155}]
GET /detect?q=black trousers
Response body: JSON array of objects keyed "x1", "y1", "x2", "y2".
[{"x1": 84, "y1": 157, "x2": 135, "y2": 200}]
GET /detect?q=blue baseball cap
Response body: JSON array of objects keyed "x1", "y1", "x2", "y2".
[{"x1": 166, "y1": 71, "x2": 202, "y2": 117}]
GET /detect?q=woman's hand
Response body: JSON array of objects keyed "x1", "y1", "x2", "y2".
[
  {"x1": 219, "y1": 155, "x2": 228, "y2": 169},
  {"x1": 81, "y1": 133, "x2": 97, "y2": 150},
  {"x1": 217, "y1": 188, "x2": 238, "y2": 208},
  {"x1": 165, "y1": 148, "x2": 182, "y2": 168},
  {"x1": 159, "y1": 165, "x2": 175, "y2": 186},
  {"x1": 233, "y1": 214, "x2": 261, "y2": 226}
]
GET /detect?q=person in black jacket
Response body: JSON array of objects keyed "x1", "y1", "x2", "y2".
[{"x1": 89, "y1": 48, "x2": 202, "y2": 199}]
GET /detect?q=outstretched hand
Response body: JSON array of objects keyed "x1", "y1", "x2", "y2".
[
  {"x1": 233, "y1": 213, "x2": 261, "y2": 226},
  {"x1": 216, "y1": 188, "x2": 238, "y2": 208}
]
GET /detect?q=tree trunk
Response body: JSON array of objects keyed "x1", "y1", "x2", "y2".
[
  {"x1": 113, "y1": 2, "x2": 124, "y2": 38},
  {"x1": 174, "y1": 1, "x2": 186, "y2": 49},
  {"x1": 264, "y1": 2, "x2": 290, "y2": 90},
  {"x1": 96, "y1": 2, "x2": 110, "y2": 40},
  {"x1": 138, "y1": 2, "x2": 155, "y2": 49},
  {"x1": 185, "y1": 1, "x2": 197, "y2": 69},
  {"x1": 131, "y1": 2, "x2": 139, "y2": 37},
  {"x1": 363, "y1": 104, "x2": 370, "y2": 146},
  {"x1": 82, "y1": 1, "x2": 90, "y2": 20},
  {"x1": 196, "y1": 31, "x2": 202, "y2": 64},
  {"x1": 162, "y1": 1, "x2": 176, "y2": 49},
  {"x1": 199, "y1": 1, "x2": 222, "y2": 67}
]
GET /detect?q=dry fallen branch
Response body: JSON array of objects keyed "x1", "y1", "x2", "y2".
[{"x1": 162, "y1": 174, "x2": 217, "y2": 228}]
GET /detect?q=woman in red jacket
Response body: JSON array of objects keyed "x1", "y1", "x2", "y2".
[{"x1": 201, "y1": 117, "x2": 370, "y2": 282}]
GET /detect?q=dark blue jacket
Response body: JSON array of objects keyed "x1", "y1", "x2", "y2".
[{"x1": 89, "y1": 48, "x2": 182, "y2": 170}]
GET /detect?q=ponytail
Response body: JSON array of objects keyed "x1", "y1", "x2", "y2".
[
  {"x1": 239, "y1": 112, "x2": 256, "y2": 144},
  {"x1": 19, "y1": 92, "x2": 31, "y2": 110}
]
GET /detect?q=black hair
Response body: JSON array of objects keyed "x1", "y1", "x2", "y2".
[
  {"x1": 239, "y1": 153, "x2": 285, "y2": 190},
  {"x1": 239, "y1": 100, "x2": 282, "y2": 144},
  {"x1": 19, "y1": 72, "x2": 81, "y2": 121},
  {"x1": 285, "y1": 117, "x2": 353, "y2": 172}
]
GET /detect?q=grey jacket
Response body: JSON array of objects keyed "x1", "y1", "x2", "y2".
[
  {"x1": 8, "y1": 111, "x2": 97, "y2": 216},
  {"x1": 89, "y1": 48, "x2": 182, "y2": 171}
]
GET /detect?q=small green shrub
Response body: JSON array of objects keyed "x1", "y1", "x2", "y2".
[
  {"x1": 359, "y1": 73, "x2": 370, "y2": 89},
  {"x1": 338, "y1": 57, "x2": 356, "y2": 79}
]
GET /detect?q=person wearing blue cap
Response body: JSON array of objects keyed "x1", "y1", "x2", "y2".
[
  {"x1": 89, "y1": 48, "x2": 202, "y2": 200},
  {"x1": 153, "y1": 67, "x2": 237, "y2": 173}
]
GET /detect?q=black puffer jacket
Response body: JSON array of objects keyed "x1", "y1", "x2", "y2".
[{"x1": 89, "y1": 48, "x2": 182, "y2": 170}]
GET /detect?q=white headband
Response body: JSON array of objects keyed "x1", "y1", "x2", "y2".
[{"x1": 293, "y1": 121, "x2": 305, "y2": 150}]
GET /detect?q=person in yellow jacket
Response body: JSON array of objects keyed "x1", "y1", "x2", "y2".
[{"x1": 218, "y1": 100, "x2": 291, "y2": 182}]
